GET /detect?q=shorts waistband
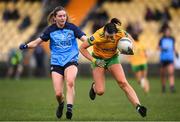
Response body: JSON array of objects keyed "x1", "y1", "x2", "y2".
[{"x1": 92, "y1": 53, "x2": 119, "y2": 60}]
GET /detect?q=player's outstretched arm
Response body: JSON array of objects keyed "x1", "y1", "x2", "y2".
[
  {"x1": 80, "y1": 40, "x2": 106, "y2": 67},
  {"x1": 19, "y1": 38, "x2": 43, "y2": 50}
]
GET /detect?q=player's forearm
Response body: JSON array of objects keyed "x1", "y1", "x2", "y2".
[
  {"x1": 80, "y1": 47, "x2": 94, "y2": 62},
  {"x1": 27, "y1": 38, "x2": 43, "y2": 48},
  {"x1": 80, "y1": 35, "x2": 88, "y2": 42}
]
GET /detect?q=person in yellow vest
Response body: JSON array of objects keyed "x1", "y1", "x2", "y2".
[
  {"x1": 80, "y1": 18, "x2": 147, "y2": 117},
  {"x1": 129, "y1": 34, "x2": 150, "y2": 93},
  {"x1": 7, "y1": 48, "x2": 23, "y2": 80}
]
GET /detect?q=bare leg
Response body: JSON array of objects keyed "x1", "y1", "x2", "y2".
[
  {"x1": 141, "y1": 70, "x2": 150, "y2": 93},
  {"x1": 15, "y1": 64, "x2": 23, "y2": 80},
  {"x1": 92, "y1": 67, "x2": 106, "y2": 95},
  {"x1": 134, "y1": 71, "x2": 142, "y2": 84},
  {"x1": 64, "y1": 65, "x2": 78, "y2": 105},
  {"x1": 108, "y1": 64, "x2": 140, "y2": 107},
  {"x1": 167, "y1": 64, "x2": 175, "y2": 92},
  {"x1": 160, "y1": 66, "x2": 166, "y2": 92},
  {"x1": 64, "y1": 65, "x2": 78, "y2": 119},
  {"x1": 51, "y1": 72, "x2": 64, "y2": 103}
]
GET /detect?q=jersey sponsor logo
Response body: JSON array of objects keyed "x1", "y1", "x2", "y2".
[
  {"x1": 51, "y1": 30, "x2": 74, "y2": 48},
  {"x1": 102, "y1": 48, "x2": 116, "y2": 52},
  {"x1": 89, "y1": 36, "x2": 95, "y2": 42}
]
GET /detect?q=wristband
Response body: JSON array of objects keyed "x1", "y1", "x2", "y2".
[{"x1": 92, "y1": 58, "x2": 96, "y2": 63}]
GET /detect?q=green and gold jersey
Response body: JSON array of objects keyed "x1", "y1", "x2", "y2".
[
  {"x1": 129, "y1": 40, "x2": 147, "y2": 66},
  {"x1": 88, "y1": 27, "x2": 128, "y2": 59}
]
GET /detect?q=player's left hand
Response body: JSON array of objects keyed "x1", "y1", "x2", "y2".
[{"x1": 92, "y1": 58, "x2": 106, "y2": 67}]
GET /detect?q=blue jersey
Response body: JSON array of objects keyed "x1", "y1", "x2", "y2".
[
  {"x1": 159, "y1": 36, "x2": 175, "y2": 62},
  {"x1": 40, "y1": 22, "x2": 85, "y2": 66}
]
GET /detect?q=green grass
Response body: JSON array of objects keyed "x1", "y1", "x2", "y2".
[{"x1": 0, "y1": 76, "x2": 180, "y2": 121}]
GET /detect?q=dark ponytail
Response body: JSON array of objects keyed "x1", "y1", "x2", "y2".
[
  {"x1": 110, "y1": 18, "x2": 121, "y2": 26},
  {"x1": 104, "y1": 18, "x2": 121, "y2": 34}
]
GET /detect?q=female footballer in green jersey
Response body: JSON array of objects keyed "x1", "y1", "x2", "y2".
[
  {"x1": 129, "y1": 34, "x2": 150, "y2": 93},
  {"x1": 80, "y1": 18, "x2": 147, "y2": 117}
]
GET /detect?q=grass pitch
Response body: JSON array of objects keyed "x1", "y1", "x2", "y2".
[{"x1": 0, "y1": 76, "x2": 180, "y2": 121}]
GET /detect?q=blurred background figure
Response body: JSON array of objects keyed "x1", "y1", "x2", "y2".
[
  {"x1": 18, "y1": 14, "x2": 31, "y2": 32},
  {"x1": 129, "y1": 33, "x2": 150, "y2": 93},
  {"x1": 161, "y1": 6, "x2": 172, "y2": 23},
  {"x1": 171, "y1": 0, "x2": 180, "y2": 9},
  {"x1": 33, "y1": 45, "x2": 46, "y2": 77},
  {"x1": 158, "y1": 26, "x2": 179, "y2": 93},
  {"x1": 6, "y1": 48, "x2": 23, "y2": 80},
  {"x1": 91, "y1": 8, "x2": 109, "y2": 33},
  {"x1": 2, "y1": 2, "x2": 20, "y2": 23},
  {"x1": 144, "y1": 6, "x2": 154, "y2": 21}
]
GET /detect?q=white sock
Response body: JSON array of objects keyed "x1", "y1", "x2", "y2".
[{"x1": 140, "y1": 78, "x2": 145, "y2": 88}]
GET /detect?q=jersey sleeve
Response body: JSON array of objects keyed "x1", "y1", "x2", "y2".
[
  {"x1": 116, "y1": 29, "x2": 128, "y2": 38},
  {"x1": 88, "y1": 29, "x2": 102, "y2": 45},
  {"x1": 122, "y1": 30, "x2": 129, "y2": 37},
  {"x1": 39, "y1": 26, "x2": 51, "y2": 41},
  {"x1": 141, "y1": 41, "x2": 146, "y2": 51},
  {"x1": 72, "y1": 24, "x2": 85, "y2": 39}
]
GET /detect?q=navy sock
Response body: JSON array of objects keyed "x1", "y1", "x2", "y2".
[
  {"x1": 59, "y1": 101, "x2": 64, "y2": 106},
  {"x1": 67, "y1": 104, "x2": 73, "y2": 112}
]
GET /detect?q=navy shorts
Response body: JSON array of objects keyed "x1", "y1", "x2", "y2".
[
  {"x1": 160, "y1": 60, "x2": 173, "y2": 67},
  {"x1": 50, "y1": 62, "x2": 78, "y2": 76}
]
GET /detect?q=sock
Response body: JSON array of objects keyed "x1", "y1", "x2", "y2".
[
  {"x1": 67, "y1": 104, "x2": 73, "y2": 112},
  {"x1": 59, "y1": 101, "x2": 64, "y2": 106},
  {"x1": 136, "y1": 104, "x2": 141, "y2": 112},
  {"x1": 140, "y1": 78, "x2": 145, "y2": 88}
]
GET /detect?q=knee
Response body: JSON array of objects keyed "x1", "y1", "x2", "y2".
[
  {"x1": 168, "y1": 70, "x2": 174, "y2": 76},
  {"x1": 168, "y1": 73, "x2": 174, "y2": 77},
  {"x1": 96, "y1": 88, "x2": 104, "y2": 96},
  {"x1": 118, "y1": 80, "x2": 128, "y2": 89},
  {"x1": 55, "y1": 91, "x2": 63, "y2": 98},
  {"x1": 66, "y1": 80, "x2": 75, "y2": 89}
]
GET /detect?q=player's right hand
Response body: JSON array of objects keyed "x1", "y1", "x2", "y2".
[
  {"x1": 19, "y1": 44, "x2": 28, "y2": 50},
  {"x1": 92, "y1": 58, "x2": 106, "y2": 67},
  {"x1": 121, "y1": 47, "x2": 134, "y2": 55}
]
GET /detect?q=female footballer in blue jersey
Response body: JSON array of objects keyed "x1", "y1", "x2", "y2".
[
  {"x1": 158, "y1": 27, "x2": 178, "y2": 93},
  {"x1": 19, "y1": 6, "x2": 87, "y2": 119}
]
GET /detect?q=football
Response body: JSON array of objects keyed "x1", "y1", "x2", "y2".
[{"x1": 117, "y1": 37, "x2": 134, "y2": 55}]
